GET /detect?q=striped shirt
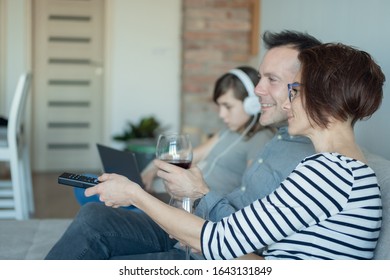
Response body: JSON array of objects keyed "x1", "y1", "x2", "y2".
[{"x1": 201, "y1": 153, "x2": 382, "y2": 260}]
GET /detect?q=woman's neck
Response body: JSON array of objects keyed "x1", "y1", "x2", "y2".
[{"x1": 308, "y1": 122, "x2": 366, "y2": 163}]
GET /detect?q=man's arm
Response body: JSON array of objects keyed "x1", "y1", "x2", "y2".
[
  {"x1": 194, "y1": 190, "x2": 238, "y2": 221},
  {"x1": 154, "y1": 159, "x2": 209, "y2": 197},
  {"x1": 154, "y1": 159, "x2": 242, "y2": 221}
]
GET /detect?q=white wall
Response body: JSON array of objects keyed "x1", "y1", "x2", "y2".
[
  {"x1": 260, "y1": 0, "x2": 390, "y2": 160},
  {"x1": 106, "y1": 0, "x2": 181, "y2": 147},
  {"x1": 1, "y1": 0, "x2": 30, "y2": 115}
]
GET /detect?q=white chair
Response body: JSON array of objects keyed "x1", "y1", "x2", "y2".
[{"x1": 0, "y1": 73, "x2": 33, "y2": 220}]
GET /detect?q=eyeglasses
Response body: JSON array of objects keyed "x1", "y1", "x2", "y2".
[{"x1": 287, "y1": 82, "x2": 301, "y2": 102}]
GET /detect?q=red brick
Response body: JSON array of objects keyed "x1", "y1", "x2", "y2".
[{"x1": 181, "y1": 0, "x2": 257, "y2": 131}]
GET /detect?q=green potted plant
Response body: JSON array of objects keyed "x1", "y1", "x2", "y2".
[{"x1": 113, "y1": 116, "x2": 165, "y2": 170}]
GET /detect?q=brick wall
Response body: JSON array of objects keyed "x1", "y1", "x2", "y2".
[{"x1": 181, "y1": 0, "x2": 260, "y2": 143}]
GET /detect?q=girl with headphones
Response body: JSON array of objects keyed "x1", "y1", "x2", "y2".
[{"x1": 142, "y1": 66, "x2": 275, "y2": 195}]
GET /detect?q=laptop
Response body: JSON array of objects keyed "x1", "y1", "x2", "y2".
[{"x1": 96, "y1": 143, "x2": 144, "y2": 188}]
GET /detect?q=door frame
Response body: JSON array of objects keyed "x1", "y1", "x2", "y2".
[{"x1": 101, "y1": 0, "x2": 112, "y2": 145}]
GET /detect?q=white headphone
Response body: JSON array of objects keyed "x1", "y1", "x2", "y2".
[{"x1": 228, "y1": 68, "x2": 261, "y2": 116}]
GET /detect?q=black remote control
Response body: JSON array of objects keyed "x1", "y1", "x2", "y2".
[{"x1": 58, "y1": 172, "x2": 100, "y2": 189}]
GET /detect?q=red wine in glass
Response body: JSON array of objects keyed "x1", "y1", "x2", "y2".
[{"x1": 164, "y1": 159, "x2": 191, "y2": 169}]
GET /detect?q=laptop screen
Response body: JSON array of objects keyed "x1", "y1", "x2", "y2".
[{"x1": 96, "y1": 143, "x2": 144, "y2": 188}]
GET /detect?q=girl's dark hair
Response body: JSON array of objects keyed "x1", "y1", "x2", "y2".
[
  {"x1": 212, "y1": 66, "x2": 263, "y2": 138},
  {"x1": 299, "y1": 43, "x2": 385, "y2": 128}
]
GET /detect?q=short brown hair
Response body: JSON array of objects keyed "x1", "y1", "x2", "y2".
[{"x1": 298, "y1": 43, "x2": 385, "y2": 128}]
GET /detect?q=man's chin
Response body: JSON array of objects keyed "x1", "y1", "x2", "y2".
[{"x1": 260, "y1": 116, "x2": 288, "y2": 128}]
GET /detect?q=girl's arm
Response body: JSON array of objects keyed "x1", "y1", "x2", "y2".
[{"x1": 192, "y1": 133, "x2": 219, "y2": 165}]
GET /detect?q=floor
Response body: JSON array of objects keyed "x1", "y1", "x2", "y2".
[{"x1": 32, "y1": 172, "x2": 82, "y2": 219}]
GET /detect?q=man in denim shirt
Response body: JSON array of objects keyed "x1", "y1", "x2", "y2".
[
  {"x1": 194, "y1": 127, "x2": 312, "y2": 222},
  {"x1": 45, "y1": 30, "x2": 320, "y2": 260}
]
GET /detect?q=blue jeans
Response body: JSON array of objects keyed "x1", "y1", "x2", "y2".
[
  {"x1": 73, "y1": 174, "x2": 137, "y2": 210},
  {"x1": 45, "y1": 203, "x2": 182, "y2": 259}
]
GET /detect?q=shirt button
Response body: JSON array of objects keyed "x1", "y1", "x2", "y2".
[
  {"x1": 258, "y1": 158, "x2": 263, "y2": 164},
  {"x1": 240, "y1": 185, "x2": 246, "y2": 192},
  {"x1": 277, "y1": 135, "x2": 282, "y2": 140}
]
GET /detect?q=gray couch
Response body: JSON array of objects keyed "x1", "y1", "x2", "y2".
[
  {"x1": 0, "y1": 151, "x2": 389, "y2": 260},
  {"x1": 365, "y1": 150, "x2": 390, "y2": 260},
  {"x1": 0, "y1": 219, "x2": 71, "y2": 259}
]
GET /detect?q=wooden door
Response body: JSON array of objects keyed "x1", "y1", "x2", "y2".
[{"x1": 32, "y1": 0, "x2": 104, "y2": 171}]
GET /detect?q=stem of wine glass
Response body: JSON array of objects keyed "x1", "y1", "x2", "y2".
[
  {"x1": 182, "y1": 197, "x2": 192, "y2": 213},
  {"x1": 185, "y1": 246, "x2": 191, "y2": 260},
  {"x1": 182, "y1": 197, "x2": 193, "y2": 260}
]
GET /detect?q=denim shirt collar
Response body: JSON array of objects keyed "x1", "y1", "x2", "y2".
[{"x1": 277, "y1": 126, "x2": 312, "y2": 144}]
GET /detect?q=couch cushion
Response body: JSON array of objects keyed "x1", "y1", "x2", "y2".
[
  {"x1": 0, "y1": 219, "x2": 71, "y2": 260},
  {"x1": 364, "y1": 151, "x2": 390, "y2": 260}
]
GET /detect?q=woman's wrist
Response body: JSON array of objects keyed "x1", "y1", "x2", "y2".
[{"x1": 127, "y1": 181, "x2": 147, "y2": 207}]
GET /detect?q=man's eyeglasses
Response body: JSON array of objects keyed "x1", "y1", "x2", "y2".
[{"x1": 287, "y1": 82, "x2": 301, "y2": 102}]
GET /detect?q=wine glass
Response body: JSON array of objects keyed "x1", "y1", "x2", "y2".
[
  {"x1": 155, "y1": 133, "x2": 195, "y2": 259},
  {"x1": 155, "y1": 133, "x2": 193, "y2": 169}
]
